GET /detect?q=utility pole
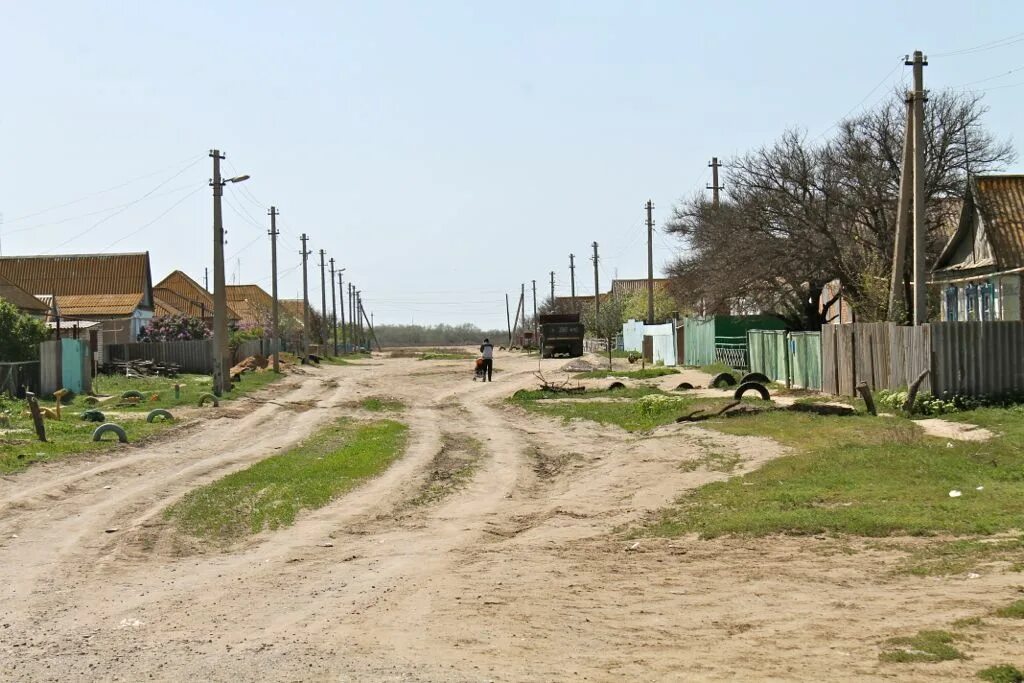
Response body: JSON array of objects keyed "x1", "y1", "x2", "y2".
[
  {"x1": 646, "y1": 199, "x2": 655, "y2": 324},
  {"x1": 210, "y1": 150, "x2": 229, "y2": 396},
  {"x1": 329, "y1": 257, "x2": 338, "y2": 356},
  {"x1": 318, "y1": 249, "x2": 328, "y2": 345},
  {"x1": 910, "y1": 50, "x2": 928, "y2": 326},
  {"x1": 592, "y1": 241, "x2": 600, "y2": 317},
  {"x1": 204, "y1": 267, "x2": 209, "y2": 291},
  {"x1": 889, "y1": 96, "x2": 914, "y2": 321},
  {"x1": 337, "y1": 270, "x2": 346, "y2": 353},
  {"x1": 707, "y1": 157, "x2": 723, "y2": 208},
  {"x1": 268, "y1": 206, "x2": 280, "y2": 373},
  {"x1": 348, "y1": 283, "x2": 356, "y2": 350},
  {"x1": 505, "y1": 293, "x2": 513, "y2": 347},
  {"x1": 356, "y1": 290, "x2": 363, "y2": 348},
  {"x1": 531, "y1": 279, "x2": 538, "y2": 341},
  {"x1": 569, "y1": 253, "x2": 577, "y2": 311},
  {"x1": 300, "y1": 233, "x2": 311, "y2": 353},
  {"x1": 549, "y1": 271, "x2": 555, "y2": 306}
]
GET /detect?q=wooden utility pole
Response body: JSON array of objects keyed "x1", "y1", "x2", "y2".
[
  {"x1": 889, "y1": 97, "x2": 914, "y2": 321},
  {"x1": 300, "y1": 233, "x2": 311, "y2": 353},
  {"x1": 707, "y1": 157, "x2": 723, "y2": 208},
  {"x1": 531, "y1": 279, "x2": 538, "y2": 340},
  {"x1": 505, "y1": 293, "x2": 513, "y2": 347},
  {"x1": 268, "y1": 206, "x2": 280, "y2": 373},
  {"x1": 329, "y1": 257, "x2": 338, "y2": 356},
  {"x1": 569, "y1": 253, "x2": 577, "y2": 311},
  {"x1": 645, "y1": 199, "x2": 655, "y2": 324},
  {"x1": 338, "y1": 270, "x2": 347, "y2": 352},
  {"x1": 591, "y1": 241, "x2": 600, "y2": 316},
  {"x1": 318, "y1": 249, "x2": 328, "y2": 344},
  {"x1": 549, "y1": 271, "x2": 555, "y2": 306},
  {"x1": 910, "y1": 50, "x2": 928, "y2": 326}
]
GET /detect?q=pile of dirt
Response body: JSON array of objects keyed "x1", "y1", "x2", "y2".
[
  {"x1": 230, "y1": 354, "x2": 270, "y2": 377},
  {"x1": 561, "y1": 358, "x2": 597, "y2": 373}
]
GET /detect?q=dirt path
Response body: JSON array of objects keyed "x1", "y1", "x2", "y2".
[{"x1": 1, "y1": 353, "x2": 1020, "y2": 681}]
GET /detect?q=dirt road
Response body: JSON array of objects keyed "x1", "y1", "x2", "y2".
[{"x1": 0, "y1": 353, "x2": 1019, "y2": 681}]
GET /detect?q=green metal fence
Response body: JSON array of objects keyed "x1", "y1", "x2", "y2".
[
  {"x1": 788, "y1": 331, "x2": 822, "y2": 390},
  {"x1": 746, "y1": 330, "x2": 788, "y2": 382},
  {"x1": 683, "y1": 317, "x2": 716, "y2": 366},
  {"x1": 745, "y1": 329, "x2": 822, "y2": 389}
]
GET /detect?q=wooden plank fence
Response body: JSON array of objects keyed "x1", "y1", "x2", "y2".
[{"x1": 106, "y1": 340, "x2": 214, "y2": 374}]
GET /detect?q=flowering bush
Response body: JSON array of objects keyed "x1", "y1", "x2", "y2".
[
  {"x1": 877, "y1": 389, "x2": 986, "y2": 416},
  {"x1": 138, "y1": 315, "x2": 210, "y2": 342}
]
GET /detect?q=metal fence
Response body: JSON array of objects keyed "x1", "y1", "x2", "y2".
[
  {"x1": 106, "y1": 340, "x2": 214, "y2": 373},
  {"x1": 930, "y1": 322, "x2": 1024, "y2": 397},
  {"x1": 746, "y1": 330, "x2": 822, "y2": 390}
]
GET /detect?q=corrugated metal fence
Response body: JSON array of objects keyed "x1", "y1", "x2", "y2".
[
  {"x1": 683, "y1": 317, "x2": 716, "y2": 366},
  {"x1": 930, "y1": 322, "x2": 1024, "y2": 396},
  {"x1": 746, "y1": 330, "x2": 822, "y2": 390},
  {"x1": 106, "y1": 340, "x2": 214, "y2": 373}
]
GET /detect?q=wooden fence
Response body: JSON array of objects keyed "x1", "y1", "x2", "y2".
[
  {"x1": 106, "y1": 340, "x2": 214, "y2": 373},
  {"x1": 820, "y1": 321, "x2": 1024, "y2": 398}
]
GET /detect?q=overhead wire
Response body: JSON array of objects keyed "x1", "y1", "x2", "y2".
[
  {"x1": 932, "y1": 32, "x2": 1024, "y2": 58},
  {"x1": 100, "y1": 185, "x2": 207, "y2": 252}
]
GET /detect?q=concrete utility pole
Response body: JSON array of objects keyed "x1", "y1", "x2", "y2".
[
  {"x1": 342, "y1": 268, "x2": 350, "y2": 352},
  {"x1": 505, "y1": 293, "x2": 513, "y2": 347},
  {"x1": 204, "y1": 267, "x2": 209, "y2": 291},
  {"x1": 646, "y1": 199, "x2": 655, "y2": 325},
  {"x1": 318, "y1": 249, "x2": 328, "y2": 345},
  {"x1": 348, "y1": 284, "x2": 356, "y2": 350},
  {"x1": 329, "y1": 257, "x2": 338, "y2": 356},
  {"x1": 569, "y1": 253, "x2": 577, "y2": 311},
  {"x1": 707, "y1": 157, "x2": 723, "y2": 208},
  {"x1": 889, "y1": 96, "x2": 915, "y2": 321},
  {"x1": 209, "y1": 149, "x2": 250, "y2": 396},
  {"x1": 531, "y1": 279, "x2": 538, "y2": 340},
  {"x1": 549, "y1": 271, "x2": 555, "y2": 306},
  {"x1": 356, "y1": 291, "x2": 364, "y2": 348},
  {"x1": 300, "y1": 233, "x2": 311, "y2": 353},
  {"x1": 591, "y1": 241, "x2": 600, "y2": 317},
  {"x1": 268, "y1": 206, "x2": 280, "y2": 373},
  {"x1": 910, "y1": 50, "x2": 928, "y2": 326}
]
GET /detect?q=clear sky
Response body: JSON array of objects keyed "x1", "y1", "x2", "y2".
[{"x1": 2, "y1": 1, "x2": 1023, "y2": 327}]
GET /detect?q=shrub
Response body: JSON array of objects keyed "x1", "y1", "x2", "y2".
[
  {"x1": 0, "y1": 300, "x2": 49, "y2": 361},
  {"x1": 139, "y1": 314, "x2": 210, "y2": 342}
]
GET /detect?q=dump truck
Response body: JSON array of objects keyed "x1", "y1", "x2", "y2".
[{"x1": 538, "y1": 313, "x2": 584, "y2": 358}]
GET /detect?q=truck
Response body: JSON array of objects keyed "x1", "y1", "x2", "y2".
[{"x1": 538, "y1": 313, "x2": 584, "y2": 358}]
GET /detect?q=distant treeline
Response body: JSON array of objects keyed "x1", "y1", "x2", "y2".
[{"x1": 373, "y1": 323, "x2": 507, "y2": 347}]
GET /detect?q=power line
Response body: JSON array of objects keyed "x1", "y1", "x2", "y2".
[
  {"x1": 813, "y1": 56, "x2": 905, "y2": 141},
  {"x1": 100, "y1": 185, "x2": 206, "y2": 252},
  {"x1": 933, "y1": 31, "x2": 1024, "y2": 58}
]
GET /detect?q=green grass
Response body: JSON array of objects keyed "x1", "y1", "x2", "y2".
[
  {"x1": 995, "y1": 600, "x2": 1024, "y2": 619},
  {"x1": 644, "y1": 406, "x2": 1024, "y2": 539},
  {"x1": 408, "y1": 433, "x2": 483, "y2": 506},
  {"x1": 693, "y1": 362, "x2": 736, "y2": 377},
  {"x1": 165, "y1": 418, "x2": 407, "y2": 543},
  {"x1": 513, "y1": 390, "x2": 742, "y2": 432},
  {"x1": 87, "y1": 370, "x2": 282, "y2": 412},
  {"x1": 979, "y1": 664, "x2": 1024, "y2": 682},
  {"x1": 360, "y1": 396, "x2": 405, "y2": 412},
  {"x1": 575, "y1": 367, "x2": 680, "y2": 380},
  {"x1": 510, "y1": 386, "x2": 663, "y2": 402},
  {"x1": 879, "y1": 629, "x2": 965, "y2": 663},
  {"x1": 894, "y1": 536, "x2": 1024, "y2": 576},
  {"x1": 420, "y1": 352, "x2": 476, "y2": 361}
]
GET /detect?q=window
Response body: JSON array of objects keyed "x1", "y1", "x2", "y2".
[
  {"x1": 965, "y1": 284, "x2": 978, "y2": 321},
  {"x1": 981, "y1": 282, "x2": 993, "y2": 321},
  {"x1": 945, "y1": 285, "x2": 958, "y2": 321}
]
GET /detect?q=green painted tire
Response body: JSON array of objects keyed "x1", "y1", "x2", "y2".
[
  {"x1": 121, "y1": 390, "x2": 144, "y2": 400},
  {"x1": 197, "y1": 393, "x2": 219, "y2": 407},
  {"x1": 80, "y1": 409, "x2": 106, "y2": 422},
  {"x1": 92, "y1": 423, "x2": 128, "y2": 443},
  {"x1": 146, "y1": 409, "x2": 174, "y2": 423}
]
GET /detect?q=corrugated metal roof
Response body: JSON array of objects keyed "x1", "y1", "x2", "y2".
[
  {"x1": 47, "y1": 293, "x2": 143, "y2": 317},
  {"x1": 0, "y1": 274, "x2": 49, "y2": 312},
  {"x1": 0, "y1": 252, "x2": 153, "y2": 311},
  {"x1": 279, "y1": 299, "x2": 311, "y2": 327},
  {"x1": 226, "y1": 284, "x2": 274, "y2": 327},
  {"x1": 973, "y1": 175, "x2": 1024, "y2": 269},
  {"x1": 154, "y1": 270, "x2": 238, "y2": 320}
]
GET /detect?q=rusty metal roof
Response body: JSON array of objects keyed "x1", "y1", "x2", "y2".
[
  {"x1": 0, "y1": 274, "x2": 48, "y2": 312},
  {"x1": 154, "y1": 270, "x2": 238, "y2": 321},
  {"x1": 0, "y1": 252, "x2": 153, "y2": 312},
  {"x1": 936, "y1": 175, "x2": 1024, "y2": 272},
  {"x1": 47, "y1": 293, "x2": 144, "y2": 317}
]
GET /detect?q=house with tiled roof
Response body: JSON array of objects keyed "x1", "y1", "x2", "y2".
[
  {"x1": 0, "y1": 252, "x2": 154, "y2": 344},
  {"x1": 932, "y1": 175, "x2": 1024, "y2": 321},
  {"x1": 0, "y1": 274, "x2": 48, "y2": 316},
  {"x1": 225, "y1": 284, "x2": 274, "y2": 329},
  {"x1": 154, "y1": 270, "x2": 238, "y2": 326}
]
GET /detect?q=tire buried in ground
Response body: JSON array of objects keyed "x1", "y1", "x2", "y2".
[
  {"x1": 740, "y1": 372, "x2": 771, "y2": 385},
  {"x1": 92, "y1": 423, "x2": 128, "y2": 443},
  {"x1": 197, "y1": 393, "x2": 219, "y2": 407},
  {"x1": 80, "y1": 409, "x2": 105, "y2": 422},
  {"x1": 607, "y1": 381, "x2": 626, "y2": 390},
  {"x1": 675, "y1": 382, "x2": 694, "y2": 391},
  {"x1": 121, "y1": 390, "x2": 143, "y2": 400},
  {"x1": 734, "y1": 381, "x2": 771, "y2": 401},
  {"x1": 146, "y1": 409, "x2": 174, "y2": 423},
  {"x1": 711, "y1": 372, "x2": 737, "y2": 388}
]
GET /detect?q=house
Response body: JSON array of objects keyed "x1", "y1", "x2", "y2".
[
  {"x1": 154, "y1": 270, "x2": 238, "y2": 326},
  {"x1": 931, "y1": 175, "x2": 1024, "y2": 321},
  {"x1": 0, "y1": 252, "x2": 155, "y2": 345},
  {"x1": 225, "y1": 284, "x2": 274, "y2": 329},
  {"x1": 0, "y1": 274, "x2": 48, "y2": 317}
]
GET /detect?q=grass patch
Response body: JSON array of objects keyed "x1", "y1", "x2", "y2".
[
  {"x1": 166, "y1": 419, "x2": 406, "y2": 543},
  {"x1": 89, "y1": 371, "x2": 281, "y2": 412},
  {"x1": 576, "y1": 367, "x2": 679, "y2": 380},
  {"x1": 979, "y1": 664, "x2": 1024, "y2": 682},
  {"x1": 995, "y1": 600, "x2": 1024, "y2": 619},
  {"x1": 360, "y1": 396, "x2": 406, "y2": 412},
  {"x1": 879, "y1": 629, "x2": 965, "y2": 663},
  {"x1": 693, "y1": 362, "x2": 736, "y2": 377},
  {"x1": 895, "y1": 536, "x2": 1024, "y2": 576},
  {"x1": 409, "y1": 433, "x2": 483, "y2": 506},
  {"x1": 679, "y1": 449, "x2": 743, "y2": 473},
  {"x1": 510, "y1": 386, "x2": 663, "y2": 402},
  {"x1": 644, "y1": 406, "x2": 1024, "y2": 539},
  {"x1": 513, "y1": 391, "x2": 740, "y2": 432}
]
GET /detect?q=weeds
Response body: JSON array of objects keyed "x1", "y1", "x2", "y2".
[{"x1": 878, "y1": 629, "x2": 965, "y2": 663}]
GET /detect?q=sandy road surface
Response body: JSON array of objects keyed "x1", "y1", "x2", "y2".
[{"x1": 1, "y1": 353, "x2": 1021, "y2": 681}]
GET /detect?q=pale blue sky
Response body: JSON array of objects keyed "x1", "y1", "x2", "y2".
[{"x1": 2, "y1": 2, "x2": 1023, "y2": 327}]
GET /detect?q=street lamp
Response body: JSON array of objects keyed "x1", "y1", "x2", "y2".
[{"x1": 210, "y1": 149, "x2": 249, "y2": 396}]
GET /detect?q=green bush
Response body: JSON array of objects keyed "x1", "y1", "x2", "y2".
[{"x1": 0, "y1": 299, "x2": 48, "y2": 361}]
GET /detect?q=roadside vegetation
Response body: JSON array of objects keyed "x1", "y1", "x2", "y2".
[
  {"x1": 166, "y1": 418, "x2": 406, "y2": 544},
  {"x1": 0, "y1": 370, "x2": 284, "y2": 474},
  {"x1": 360, "y1": 396, "x2": 405, "y2": 412},
  {"x1": 645, "y1": 406, "x2": 1024, "y2": 539},
  {"x1": 408, "y1": 433, "x2": 483, "y2": 506},
  {"x1": 574, "y1": 367, "x2": 679, "y2": 380}
]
